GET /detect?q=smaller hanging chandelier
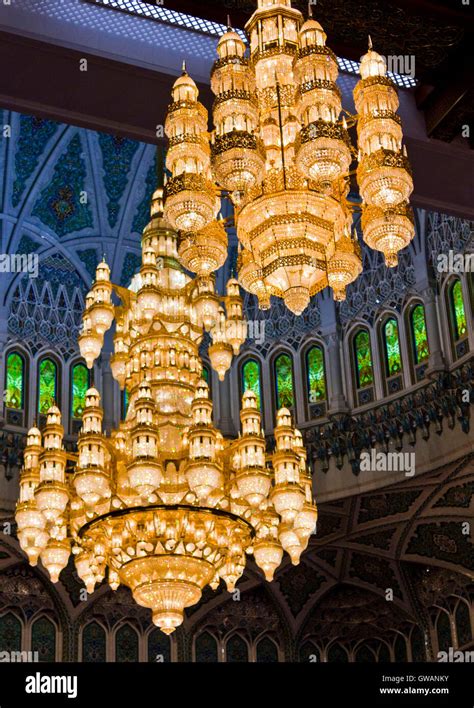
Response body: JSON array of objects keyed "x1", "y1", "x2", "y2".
[
  {"x1": 15, "y1": 188, "x2": 317, "y2": 634},
  {"x1": 163, "y1": 0, "x2": 415, "y2": 315}
]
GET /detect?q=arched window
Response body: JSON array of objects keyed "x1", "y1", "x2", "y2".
[
  {"x1": 0, "y1": 612, "x2": 22, "y2": 652},
  {"x1": 71, "y1": 363, "x2": 89, "y2": 419},
  {"x1": 306, "y1": 346, "x2": 326, "y2": 404},
  {"x1": 5, "y1": 352, "x2": 25, "y2": 410},
  {"x1": 353, "y1": 330, "x2": 373, "y2": 389},
  {"x1": 449, "y1": 280, "x2": 467, "y2": 341},
  {"x1": 394, "y1": 634, "x2": 407, "y2": 661},
  {"x1": 121, "y1": 388, "x2": 129, "y2": 421},
  {"x1": 410, "y1": 305, "x2": 429, "y2": 364},
  {"x1": 242, "y1": 359, "x2": 262, "y2": 410},
  {"x1": 299, "y1": 641, "x2": 320, "y2": 662},
  {"x1": 148, "y1": 628, "x2": 171, "y2": 662},
  {"x1": 455, "y1": 601, "x2": 471, "y2": 647},
  {"x1": 327, "y1": 643, "x2": 349, "y2": 662},
  {"x1": 31, "y1": 616, "x2": 56, "y2": 661},
  {"x1": 382, "y1": 318, "x2": 402, "y2": 377},
  {"x1": 195, "y1": 631, "x2": 219, "y2": 662},
  {"x1": 256, "y1": 636, "x2": 279, "y2": 662},
  {"x1": 115, "y1": 624, "x2": 139, "y2": 662},
  {"x1": 225, "y1": 634, "x2": 249, "y2": 662},
  {"x1": 274, "y1": 353, "x2": 294, "y2": 409},
  {"x1": 436, "y1": 611, "x2": 452, "y2": 653},
  {"x1": 82, "y1": 621, "x2": 106, "y2": 662},
  {"x1": 410, "y1": 626, "x2": 426, "y2": 661},
  {"x1": 355, "y1": 645, "x2": 376, "y2": 662},
  {"x1": 377, "y1": 643, "x2": 391, "y2": 662},
  {"x1": 38, "y1": 357, "x2": 58, "y2": 414}
]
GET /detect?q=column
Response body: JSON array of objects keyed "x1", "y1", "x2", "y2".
[
  {"x1": 217, "y1": 372, "x2": 236, "y2": 436},
  {"x1": 422, "y1": 286, "x2": 445, "y2": 374},
  {"x1": 100, "y1": 330, "x2": 116, "y2": 432},
  {"x1": 324, "y1": 330, "x2": 348, "y2": 415}
]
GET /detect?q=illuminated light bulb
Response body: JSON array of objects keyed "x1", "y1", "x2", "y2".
[
  {"x1": 178, "y1": 220, "x2": 228, "y2": 277},
  {"x1": 208, "y1": 341, "x2": 233, "y2": 381},
  {"x1": 40, "y1": 538, "x2": 71, "y2": 583},
  {"x1": 253, "y1": 539, "x2": 283, "y2": 581},
  {"x1": 279, "y1": 523, "x2": 303, "y2": 566},
  {"x1": 75, "y1": 551, "x2": 97, "y2": 594},
  {"x1": 127, "y1": 460, "x2": 163, "y2": 498},
  {"x1": 327, "y1": 231, "x2": 363, "y2": 302}
]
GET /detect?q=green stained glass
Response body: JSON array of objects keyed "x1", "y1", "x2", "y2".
[
  {"x1": 38, "y1": 358, "x2": 57, "y2": 414},
  {"x1": 411, "y1": 305, "x2": 429, "y2": 364},
  {"x1": 31, "y1": 617, "x2": 56, "y2": 662},
  {"x1": 122, "y1": 388, "x2": 130, "y2": 420},
  {"x1": 115, "y1": 624, "x2": 139, "y2": 662},
  {"x1": 202, "y1": 367, "x2": 209, "y2": 383},
  {"x1": 451, "y1": 280, "x2": 467, "y2": 340},
  {"x1": 82, "y1": 621, "x2": 106, "y2": 663},
  {"x1": 5, "y1": 352, "x2": 24, "y2": 409},
  {"x1": 354, "y1": 330, "x2": 373, "y2": 388},
  {"x1": 275, "y1": 353, "x2": 294, "y2": 408},
  {"x1": 71, "y1": 363, "x2": 89, "y2": 418},
  {"x1": 383, "y1": 318, "x2": 402, "y2": 377},
  {"x1": 242, "y1": 359, "x2": 262, "y2": 409},
  {"x1": 306, "y1": 347, "x2": 326, "y2": 402}
]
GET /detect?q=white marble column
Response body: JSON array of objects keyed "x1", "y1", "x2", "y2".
[{"x1": 422, "y1": 286, "x2": 445, "y2": 374}]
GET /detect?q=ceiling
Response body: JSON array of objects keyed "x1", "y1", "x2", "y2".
[{"x1": 154, "y1": 0, "x2": 474, "y2": 146}]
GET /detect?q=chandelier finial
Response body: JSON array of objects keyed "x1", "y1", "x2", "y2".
[
  {"x1": 226, "y1": 14, "x2": 232, "y2": 29},
  {"x1": 307, "y1": 1, "x2": 313, "y2": 18},
  {"x1": 181, "y1": 59, "x2": 187, "y2": 74},
  {"x1": 368, "y1": 34, "x2": 373, "y2": 50}
]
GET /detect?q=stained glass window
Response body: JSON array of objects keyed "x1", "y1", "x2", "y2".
[
  {"x1": 0, "y1": 612, "x2": 22, "y2": 653},
  {"x1": 436, "y1": 612, "x2": 452, "y2": 653},
  {"x1": 410, "y1": 305, "x2": 429, "y2": 364},
  {"x1": 82, "y1": 621, "x2": 106, "y2": 662},
  {"x1": 71, "y1": 363, "x2": 89, "y2": 419},
  {"x1": 31, "y1": 616, "x2": 56, "y2": 661},
  {"x1": 242, "y1": 359, "x2": 262, "y2": 410},
  {"x1": 121, "y1": 388, "x2": 129, "y2": 421},
  {"x1": 455, "y1": 601, "x2": 471, "y2": 647},
  {"x1": 306, "y1": 346, "x2": 326, "y2": 402},
  {"x1": 274, "y1": 353, "x2": 294, "y2": 408},
  {"x1": 148, "y1": 628, "x2": 171, "y2": 662},
  {"x1": 394, "y1": 635, "x2": 407, "y2": 661},
  {"x1": 115, "y1": 623, "x2": 139, "y2": 662},
  {"x1": 410, "y1": 626, "x2": 426, "y2": 662},
  {"x1": 450, "y1": 280, "x2": 467, "y2": 340},
  {"x1": 256, "y1": 637, "x2": 279, "y2": 662},
  {"x1": 195, "y1": 631, "x2": 218, "y2": 662},
  {"x1": 225, "y1": 634, "x2": 248, "y2": 662},
  {"x1": 327, "y1": 643, "x2": 349, "y2": 662},
  {"x1": 38, "y1": 358, "x2": 57, "y2": 414},
  {"x1": 202, "y1": 366, "x2": 209, "y2": 383},
  {"x1": 353, "y1": 330, "x2": 373, "y2": 388},
  {"x1": 383, "y1": 318, "x2": 402, "y2": 377},
  {"x1": 5, "y1": 352, "x2": 24, "y2": 409}
]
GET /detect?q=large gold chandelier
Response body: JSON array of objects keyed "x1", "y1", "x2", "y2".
[
  {"x1": 163, "y1": 0, "x2": 414, "y2": 315},
  {"x1": 15, "y1": 188, "x2": 317, "y2": 634}
]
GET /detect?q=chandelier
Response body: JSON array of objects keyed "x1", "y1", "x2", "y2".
[
  {"x1": 163, "y1": 0, "x2": 414, "y2": 315},
  {"x1": 15, "y1": 188, "x2": 317, "y2": 634}
]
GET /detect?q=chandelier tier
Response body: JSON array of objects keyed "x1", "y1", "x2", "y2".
[
  {"x1": 163, "y1": 0, "x2": 414, "y2": 315},
  {"x1": 15, "y1": 188, "x2": 317, "y2": 634}
]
